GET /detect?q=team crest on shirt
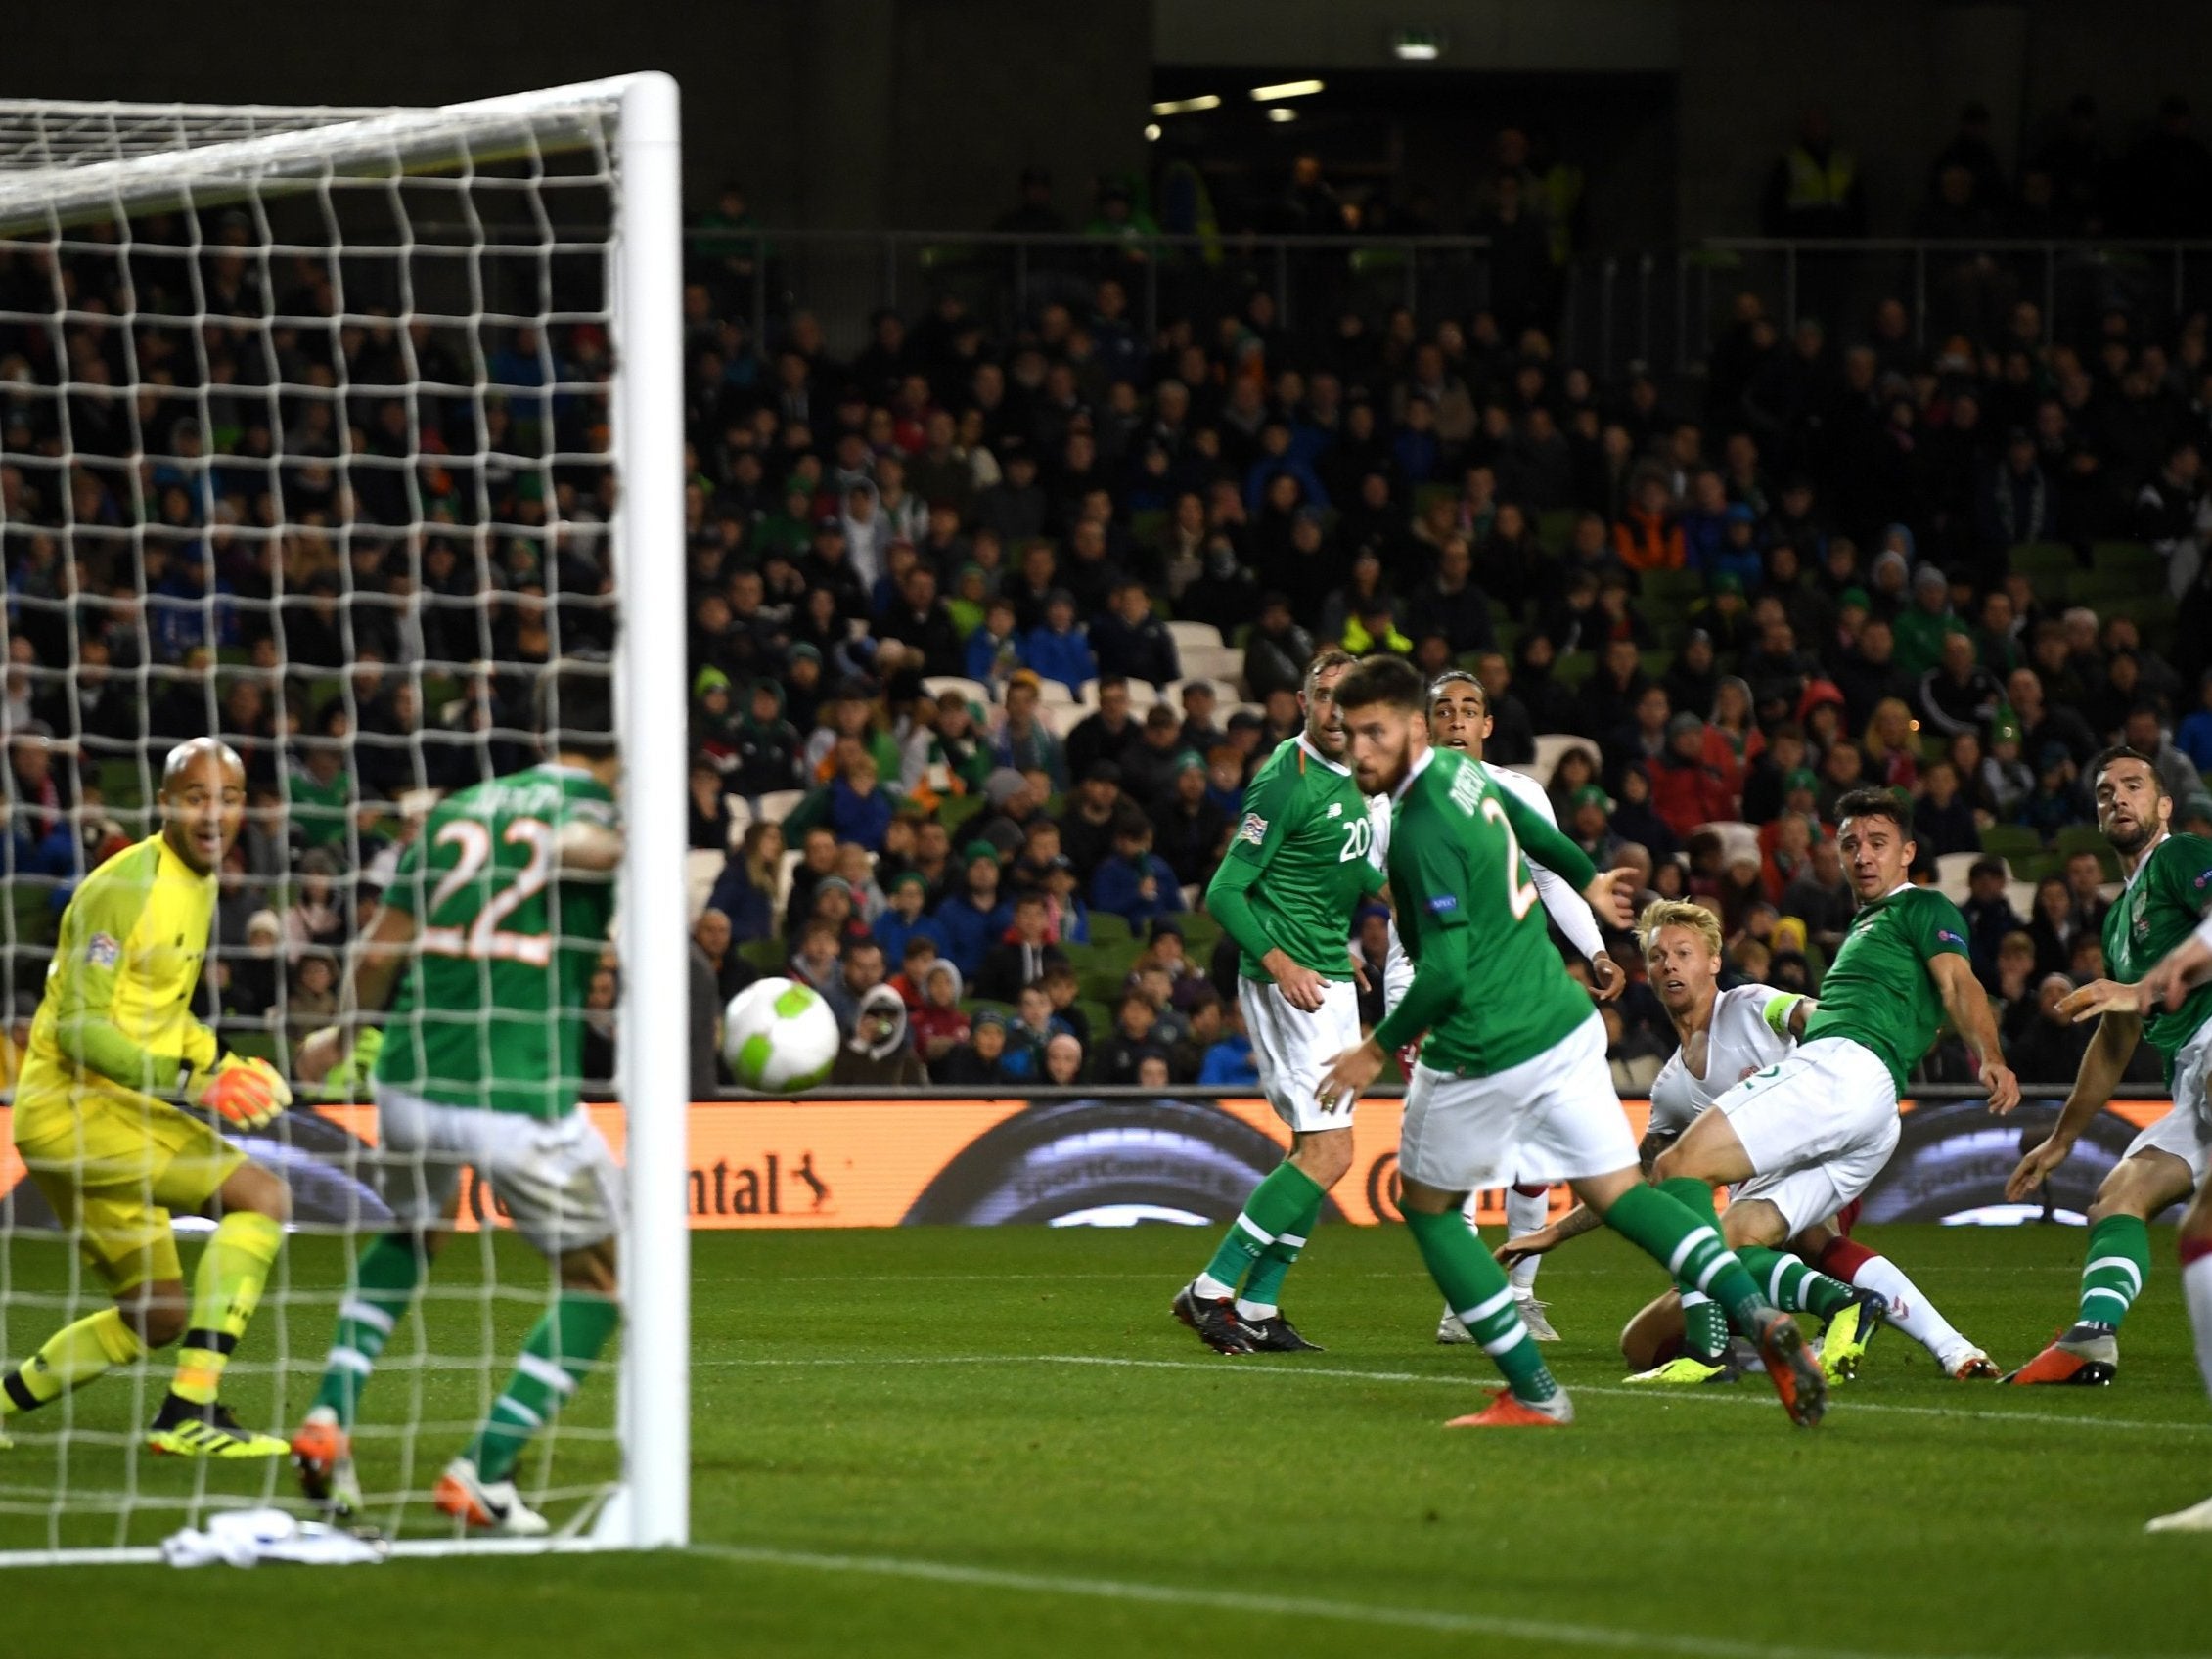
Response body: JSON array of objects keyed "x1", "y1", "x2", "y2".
[
  {"x1": 1239, "y1": 813, "x2": 1268, "y2": 846},
  {"x1": 84, "y1": 932, "x2": 118, "y2": 968}
]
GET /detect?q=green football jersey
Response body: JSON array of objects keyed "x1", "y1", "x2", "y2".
[
  {"x1": 1211, "y1": 735, "x2": 1387, "y2": 980},
  {"x1": 374, "y1": 763, "x2": 617, "y2": 1120},
  {"x1": 1801, "y1": 884, "x2": 1970, "y2": 1093},
  {"x1": 2103, "y1": 832, "x2": 2212, "y2": 1081},
  {"x1": 1385, "y1": 747, "x2": 1596, "y2": 1076}
]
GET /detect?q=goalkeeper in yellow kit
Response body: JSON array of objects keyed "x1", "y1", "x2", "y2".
[{"x1": 1, "y1": 739, "x2": 295, "y2": 1457}]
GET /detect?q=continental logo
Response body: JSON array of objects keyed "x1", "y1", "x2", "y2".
[{"x1": 689, "y1": 1152, "x2": 831, "y2": 1217}]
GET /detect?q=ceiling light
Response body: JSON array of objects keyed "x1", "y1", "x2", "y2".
[
  {"x1": 1144, "y1": 122, "x2": 1162, "y2": 141},
  {"x1": 1250, "y1": 79, "x2": 1325, "y2": 102},
  {"x1": 1267, "y1": 109, "x2": 1298, "y2": 124},
  {"x1": 1391, "y1": 30, "x2": 1444, "y2": 60},
  {"x1": 1151, "y1": 95, "x2": 1221, "y2": 116}
]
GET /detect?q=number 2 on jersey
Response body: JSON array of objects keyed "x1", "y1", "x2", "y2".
[
  {"x1": 1479, "y1": 798, "x2": 1540, "y2": 921},
  {"x1": 420, "y1": 816, "x2": 555, "y2": 966}
]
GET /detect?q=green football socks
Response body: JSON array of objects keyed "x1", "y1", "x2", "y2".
[
  {"x1": 467, "y1": 1291, "x2": 622, "y2": 1484},
  {"x1": 311, "y1": 1233, "x2": 430, "y2": 1427},
  {"x1": 1195, "y1": 1162, "x2": 1325, "y2": 1303},
  {"x1": 1405, "y1": 1208, "x2": 1559, "y2": 1403},
  {"x1": 1237, "y1": 1190, "x2": 1323, "y2": 1321},
  {"x1": 2074, "y1": 1213, "x2": 2151, "y2": 1333},
  {"x1": 1619, "y1": 1181, "x2": 1778, "y2": 1334},
  {"x1": 1737, "y1": 1245, "x2": 1856, "y2": 1319}
]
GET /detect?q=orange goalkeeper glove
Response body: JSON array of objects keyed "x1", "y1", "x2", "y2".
[{"x1": 188, "y1": 1054, "x2": 293, "y2": 1132}]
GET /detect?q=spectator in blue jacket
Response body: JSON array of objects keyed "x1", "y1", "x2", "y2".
[
  {"x1": 1697, "y1": 502, "x2": 1766, "y2": 589},
  {"x1": 1019, "y1": 589, "x2": 1098, "y2": 694},
  {"x1": 872, "y1": 868, "x2": 947, "y2": 965},
  {"x1": 826, "y1": 745, "x2": 894, "y2": 852},
  {"x1": 1090, "y1": 809, "x2": 1186, "y2": 927},
  {"x1": 1242, "y1": 419, "x2": 1331, "y2": 511},
  {"x1": 932, "y1": 840, "x2": 1014, "y2": 980},
  {"x1": 964, "y1": 593, "x2": 1023, "y2": 692},
  {"x1": 706, "y1": 819, "x2": 787, "y2": 943},
  {"x1": 1196, "y1": 996, "x2": 1258, "y2": 1086}
]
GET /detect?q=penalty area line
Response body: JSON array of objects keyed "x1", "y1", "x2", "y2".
[
  {"x1": 696, "y1": 1352, "x2": 2212, "y2": 1435},
  {"x1": 690, "y1": 1541, "x2": 2146, "y2": 1659}
]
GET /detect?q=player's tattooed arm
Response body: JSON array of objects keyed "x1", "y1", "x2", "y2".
[
  {"x1": 1929, "y1": 952, "x2": 2019, "y2": 1114},
  {"x1": 1496, "y1": 1200, "x2": 1605, "y2": 1266}
]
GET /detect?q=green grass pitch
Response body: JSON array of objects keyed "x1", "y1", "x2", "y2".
[{"x1": 6, "y1": 1221, "x2": 2212, "y2": 1657}]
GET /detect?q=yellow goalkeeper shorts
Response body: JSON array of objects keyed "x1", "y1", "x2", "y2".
[{"x1": 12, "y1": 1076, "x2": 247, "y2": 1292}]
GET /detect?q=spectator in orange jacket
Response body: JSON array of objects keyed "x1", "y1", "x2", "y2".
[{"x1": 1612, "y1": 471, "x2": 1685, "y2": 572}]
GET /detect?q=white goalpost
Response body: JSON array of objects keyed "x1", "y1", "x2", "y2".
[{"x1": 0, "y1": 73, "x2": 688, "y2": 1562}]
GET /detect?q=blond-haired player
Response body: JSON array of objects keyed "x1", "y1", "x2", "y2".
[
  {"x1": 1, "y1": 740, "x2": 294, "y2": 1457},
  {"x1": 1511, "y1": 900, "x2": 1994, "y2": 1382}
]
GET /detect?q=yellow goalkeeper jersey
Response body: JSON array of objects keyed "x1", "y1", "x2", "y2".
[{"x1": 20, "y1": 834, "x2": 221, "y2": 1100}]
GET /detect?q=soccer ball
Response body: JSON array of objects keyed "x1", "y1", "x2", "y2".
[{"x1": 722, "y1": 977, "x2": 841, "y2": 1092}]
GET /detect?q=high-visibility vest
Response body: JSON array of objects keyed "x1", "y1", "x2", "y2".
[{"x1": 1783, "y1": 146, "x2": 1857, "y2": 211}]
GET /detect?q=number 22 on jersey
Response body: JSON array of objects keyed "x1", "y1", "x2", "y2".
[{"x1": 419, "y1": 816, "x2": 554, "y2": 966}]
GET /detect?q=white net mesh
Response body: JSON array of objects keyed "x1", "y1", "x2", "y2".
[{"x1": 0, "y1": 86, "x2": 672, "y2": 1557}]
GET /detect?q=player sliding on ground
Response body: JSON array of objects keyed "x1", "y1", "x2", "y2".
[
  {"x1": 290, "y1": 664, "x2": 625, "y2": 1536},
  {"x1": 1424, "y1": 670, "x2": 1620, "y2": 1346},
  {"x1": 2007, "y1": 745, "x2": 2212, "y2": 1393},
  {"x1": 1174, "y1": 650, "x2": 1405, "y2": 1354},
  {"x1": 1316, "y1": 655, "x2": 1827, "y2": 1428},
  {"x1": 1505, "y1": 900, "x2": 1996, "y2": 1384},
  {"x1": 1, "y1": 740, "x2": 293, "y2": 1457},
  {"x1": 1621, "y1": 790, "x2": 2015, "y2": 1383}
]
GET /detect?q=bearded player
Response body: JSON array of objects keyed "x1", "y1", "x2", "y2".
[
  {"x1": 1425, "y1": 670, "x2": 1619, "y2": 1345},
  {"x1": 2006, "y1": 747, "x2": 2212, "y2": 1396},
  {"x1": 1, "y1": 740, "x2": 293, "y2": 1458},
  {"x1": 290, "y1": 663, "x2": 625, "y2": 1535},
  {"x1": 1173, "y1": 650, "x2": 1404, "y2": 1354},
  {"x1": 1510, "y1": 900, "x2": 1997, "y2": 1383},
  {"x1": 1317, "y1": 656, "x2": 1825, "y2": 1428}
]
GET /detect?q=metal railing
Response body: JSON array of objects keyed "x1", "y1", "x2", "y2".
[
  {"x1": 689, "y1": 228, "x2": 1491, "y2": 358},
  {"x1": 701, "y1": 227, "x2": 2212, "y2": 387}
]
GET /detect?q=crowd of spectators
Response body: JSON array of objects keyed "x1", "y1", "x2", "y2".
[{"x1": 8, "y1": 92, "x2": 2212, "y2": 1093}]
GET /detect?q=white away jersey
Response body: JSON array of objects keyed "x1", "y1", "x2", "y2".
[
  {"x1": 1648, "y1": 984, "x2": 1806, "y2": 1139},
  {"x1": 1483, "y1": 763, "x2": 1605, "y2": 963}
]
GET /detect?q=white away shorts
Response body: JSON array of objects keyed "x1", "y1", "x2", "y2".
[
  {"x1": 374, "y1": 1085, "x2": 623, "y2": 1255},
  {"x1": 2126, "y1": 1020, "x2": 2212, "y2": 1186},
  {"x1": 1241, "y1": 976, "x2": 1365, "y2": 1135},
  {"x1": 1712, "y1": 1037, "x2": 1901, "y2": 1236},
  {"x1": 1398, "y1": 1012, "x2": 1638, "y2": 1192}
]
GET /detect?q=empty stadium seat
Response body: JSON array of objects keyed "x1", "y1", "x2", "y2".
[
  {"x1": 754, "y1": 788, "x2": 806, "y2": 826},
  {"x1": 1934, "y1": 850, "x2": 1980, "y2": 903},
  {"x1": 1531, "y1": 733, "x2": 1597, "y2": 785},
  {"x1": 686, "y1": 848, "x2": 724, "y2": 919},
  {"x1": 1166, "y1": 619, "x2": 1225, "y2": 653}
]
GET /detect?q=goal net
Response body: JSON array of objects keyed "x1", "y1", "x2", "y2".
[{"x1": 0, "y1": 75, "x2": 689, "y2": 1561}]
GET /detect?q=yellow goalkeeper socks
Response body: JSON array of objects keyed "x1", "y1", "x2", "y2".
[
  {"x1": 171, "y1": 1212, "x2": 283, "y2": 1406},
  {"x1": 2, "y1": 1307, "x2": 146, "y2": 1416}
]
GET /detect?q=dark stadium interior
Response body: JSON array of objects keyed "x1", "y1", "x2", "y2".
[{"x1": 6, "y1": 1, "x2": 2212, "y2": 1099}]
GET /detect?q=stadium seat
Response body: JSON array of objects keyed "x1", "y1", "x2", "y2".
[
  {"x1": 723, "y1": 795, "x2": 753, "y2": 849},
  {"x1": 923, "y1": 675, "x2": 991, "y2": 707},
  {"x1": 738, "y1": 938, "x2": 786, "y2": 973},
  {"x1": 686, "y1": 848, "x2": 724, "y2": 919},
  {"x1": 1551, "y1": 650, "x2": 1596, "y2": 689},
  {"x1": 1037, "y1": 679, "x2": 1078, "y2": 706},
  {"x1": 2005, "y1": 879, "x2": 2038, "y2": 920},
  {"x1": 754, "y1": 788, "x2": 806, "y2": 827},
  {"x1": 1087, "y1": 912, "x2": 1132, "y2": 945},
  {"x1": 1697, "y1": 821, "x2": 1762, "y2": 867},
  {"x1": 1978, "y1": 824, "x2": 2039, "y2": 863},
  {"x1": 1934, "y1": 850, "x2": 1980, "y2": 903},
  {"x1": 2007, "y1": 541, "x2": 2077, "y2": 588},
  {"x1": 1166, "y1": 619, "x2": 1224, "y2": 653},
  {"x1": 1531, "y1": 733, "x2": 1597, "y2": 785}
]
